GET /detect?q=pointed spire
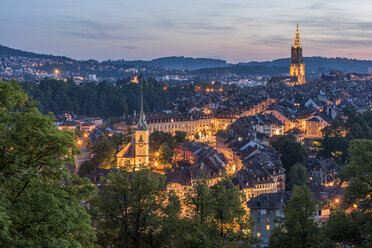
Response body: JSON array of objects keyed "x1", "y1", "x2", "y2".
[
  {"x1": 294, "y1": 24, "x2": 301, "y2": 48},
  {"x1": 137, "y1": 79, "x2": 148, "y2": 130}
]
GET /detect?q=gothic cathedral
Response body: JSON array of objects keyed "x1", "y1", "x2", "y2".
[{"x1": 289, "y1": 25, "x2": 306, "y2": 85}]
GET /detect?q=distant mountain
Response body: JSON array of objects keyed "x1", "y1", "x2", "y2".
[
  {"x1": 194, "y1": 65, "x2": 288, "y2": 76},
  {"x1": 109, "y1": 56, "x2": 228, "y2": 70},
  {"x1": 1, "y1": 44, "x2": 372, "y2": 73},
  {"x1": 0, "y1": 44, "x2": 73, "y2": 61}
]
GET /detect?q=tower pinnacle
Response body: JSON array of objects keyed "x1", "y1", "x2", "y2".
[
  {"x1": 137, "y1": 80, "x2": 147, "y2": 130},
  {"x1": 294, "y1": 24, "x2": 301, "y2": 48}
]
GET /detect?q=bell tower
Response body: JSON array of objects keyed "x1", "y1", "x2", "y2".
[
  {"x1": 289, "y1": 24, "x2": 306, "y2": 85},
  {"x1": 135, "y1": 80, "x2": 149, "y2": 166}
]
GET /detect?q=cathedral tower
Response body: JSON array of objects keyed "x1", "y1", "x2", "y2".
[
  {"x1": 289, "y1": 24, "x2": 306, "y2": 85},
  {"x1": 135, "y1": 81, "x2": 149, "y2": 165}
]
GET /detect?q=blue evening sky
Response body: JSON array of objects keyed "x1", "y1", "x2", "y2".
[{"x1": 1, "y1": 0, "x2": 371, "y2": 62}]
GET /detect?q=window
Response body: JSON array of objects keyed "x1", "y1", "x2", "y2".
[
  {"x1": 266, "y1": 218, "x2": 270, "y2": 223},
  {"x1": 257, "y1": 233, "x2": 261, "y2": 238},
  {"x1": 266, "y1": 225, "x2": 270, "y2": 231},
  {"x1": 261, "y1": 209, "x2": 267, "y2": 215}
]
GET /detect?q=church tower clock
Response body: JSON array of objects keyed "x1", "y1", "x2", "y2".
[{"x1": 135, "y1": 81, "x2": 149, "y2": 166}]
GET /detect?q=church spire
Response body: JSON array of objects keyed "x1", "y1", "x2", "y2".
[
  {"x1": 294, "y1": 24, "x2": 301, "y2": 48},
  {"x1": 137, "y1": 80, "x2": 148, "y2": 130}
]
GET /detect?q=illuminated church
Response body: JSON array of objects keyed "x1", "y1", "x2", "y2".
[
  {"x1": 116, "y1": 82, "x2": 149, "y2": 167},
  {"x1": 289, "y1": 24, "x2": 306, "y2": 85},
  {"x1": 269, "y1": 25, "x2": 306, "y2": 86}
]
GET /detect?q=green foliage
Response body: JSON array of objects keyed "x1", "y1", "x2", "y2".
[
  {"x1": 78, "y1": 133, "x2": 131, "y2": 175},
  {"x1": 150, "y1": 131, "x2": 188, "y2": 165},
  {"x1": 174, "y1": 130, "x2": 188, "y2": 144},
  {"x1": 0, "y1": 81, "x2": 96, "y2": 247},
  {"x1": 90, "y1": 169, "x2": 182, "y2": 248},
  {"x1": 287, "y1": 163, "x2": 308, "y2": 190},
  {"x1": 269, "y1": 185, "x2": 320, "y2": 248},
  {"x1": 20, "y1": 78, "x2": 194, "y2": 118},
  {"x1": 159, "y1": 142, "x2": 173, "y2": 164},
  {"x1": 184, "y1": 178, "x2": 257, "y2": 248},
  {"x1": 321, "y1": 139, "x2": 372, "y2": 247},
  {"x1": 324, "y1": 209, "x2": 371, "y2": 247},
  {"x1": 270, "y1": 135, "x2": 308, "y2": 172},
  {"x1": 343, "y1": 139, "x2": 372, "y2": 212},
  {"x1": 150, "y1": 131, "x2": 174, "y2": 153},
  {"x1": 320, "y1": 108, "x2": 372, "y2": 164}
]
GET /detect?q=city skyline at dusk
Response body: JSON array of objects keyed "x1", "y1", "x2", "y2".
[{"x1": 1, "y1": 0, "x2": 372, "y2": 63}]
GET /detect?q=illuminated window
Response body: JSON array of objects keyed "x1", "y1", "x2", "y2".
[
  {"x1": 266, "y1": 218, "x2": 270, "y2": 223},
  {"x1": 257, "y1": 233, "x2": 261, "y2": 238},
  {"x1": 266, "y1": 225, "x2": 270, "y2": 231}
]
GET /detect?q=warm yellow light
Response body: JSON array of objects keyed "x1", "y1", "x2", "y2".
[
  {"x1": 156, "y1": 152, "x2": 159, "y2": 156},
  {"x1": 155, "y1": 162, "x2": 158, "y2": 166},
  {"x1": 163, "y1": 86, "x2": 167, "y2": 90},
  {"x1": 335, "y1": 199, "x2": 340, "y2": 204},
  {"x1": 54, "y1": 69, "x2": 59, "y2": 74},
  {"x1": 353, "y1": 204, "x2": 358, "y2": 208}
]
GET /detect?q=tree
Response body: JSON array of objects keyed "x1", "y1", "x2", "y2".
[
  {"x1": 159, "y1": 142, "x2": 174, "y2": 164},
  {"x1": 323, "y1": 139, "x2": 372, "y2": 247},
  {"x1": 270, "y1": 135, "x2": 307, "y2": 171},
  {"x1": 90, "y1": 168, "x2": 181, "y2": 248},
  {"x1": 269, "y1": 185, "x2": 320, "y2": 248},
  {"x1": 320, "y1": 109, "x2": 372, "y2": 164},
  {"x1": 0, "y1": 81, "x2": 96, "y2": 247},
  {"x1": 80, "y1": 133, "x2": 132, "y2": 174},
  {"x1": 174, "y1": 131, "x2": 188, "y2": 144},
  {"x1": 287, "y1": 163, "x2": 308, "y2": 190},
  {"x1": 184, "y1": 178, "x2": 256, "y2": 248},
  {"x1": 324, "y1": 209, "x2": 371, "y2": 247},
  {"x1": 20, "y1": 78, "x2": 195, "y2": 119},
  {"x1": 149, "y1": 131, "x2": 174, "y2": 153},
  {"x1": 343, "y1": 139, "x2": 372, "y2": 212},
  {"x1": 209, "y1": 178, "x2": 256, "y2": 247}
]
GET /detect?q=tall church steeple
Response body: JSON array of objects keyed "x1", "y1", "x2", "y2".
[
  {"x1": 137, "y1": 80, "x2": 148, "y2": 131},
  {"x1": 135, "y1": 79, "x2": 149, "y2": 166},
  {"x1": 289, "y1": 24, "x2": 306, "y2": 85}
]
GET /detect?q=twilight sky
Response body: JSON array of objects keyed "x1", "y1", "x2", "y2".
[{"x1": 1, "y1": 0, "x2": 372, "y2": 63}]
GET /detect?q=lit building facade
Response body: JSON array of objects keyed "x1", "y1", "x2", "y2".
[{"x1": 289, "y1": 24, "x2": 306, "y2": 85}]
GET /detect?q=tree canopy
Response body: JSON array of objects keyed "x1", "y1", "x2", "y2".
[
  {"x1": 0, "y1": 81, "x2": 96, "y2": 247},
  {"x1": 321, "y1": 108, "x2": 372, "y2": 164},
  {"x1": 269, "y1": 185, "x2": 320, "y2": 248},
  {"x1": 323, "y1": 139, "x2": 372, "y2": 247},
  {"x1": 20, "y1": 78, "x2": 194, "y2": 118},
  {"x1": 270, "y1": 135, "x2": 308, "y2": 172}
]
